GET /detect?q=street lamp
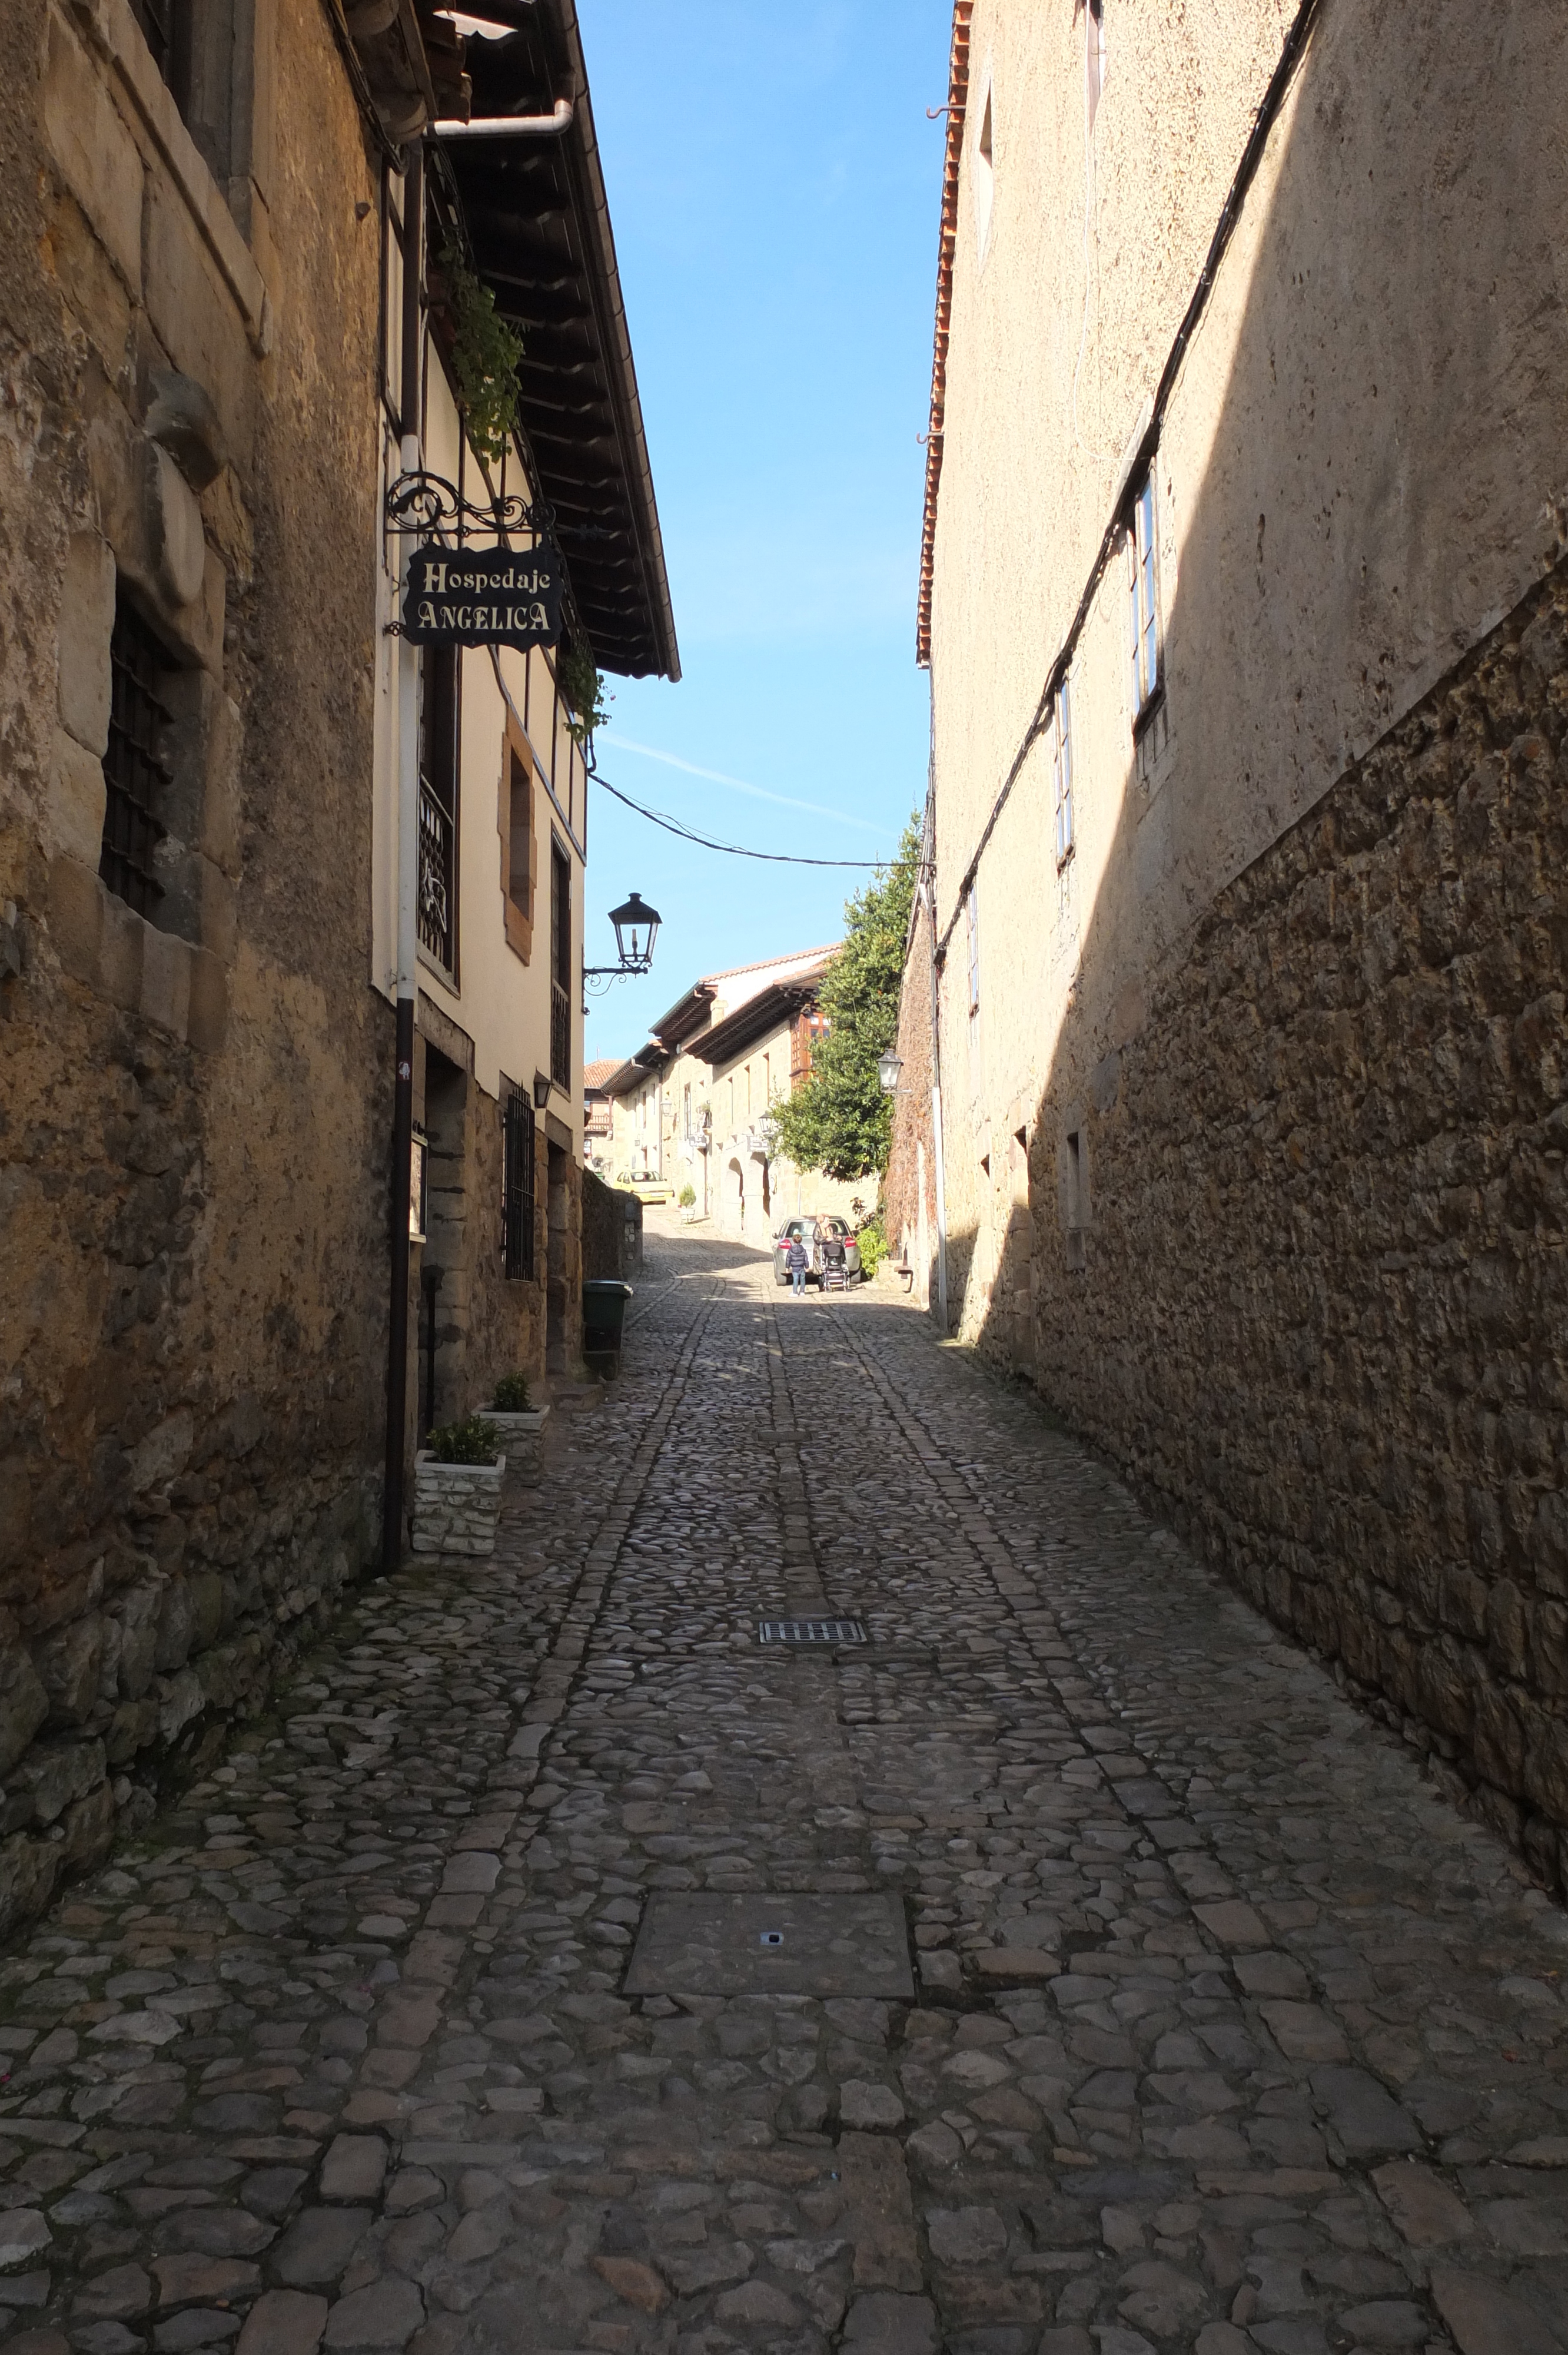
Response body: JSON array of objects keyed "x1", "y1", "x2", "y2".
[
  {"x1": 877, "y1": 1047, "x2": 904, "y2": 1094},
  {"x1": 584, "y1": 891, "x2": 662, "y2": 980}
]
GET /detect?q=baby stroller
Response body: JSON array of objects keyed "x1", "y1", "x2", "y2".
[{"x1": 818, "y1": 1232, "x2": 850, "y2": 1294}]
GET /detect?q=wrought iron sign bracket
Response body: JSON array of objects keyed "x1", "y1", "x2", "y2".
[{"x1": 385, "y1": 469, "x2": 554, "y2": 538}]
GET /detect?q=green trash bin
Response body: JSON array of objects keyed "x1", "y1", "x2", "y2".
[{"x1": 583, "y1": 1278, "x2": 633, "y2": 1370}]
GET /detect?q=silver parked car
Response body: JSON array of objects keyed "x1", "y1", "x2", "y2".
[{"x1": 772, "y1": 1215, "x2": 863, "y2": 1286}]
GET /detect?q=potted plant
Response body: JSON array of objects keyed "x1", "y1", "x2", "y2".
[
  {"x1": 413, "y1": 1414, "x2": 506, "y2": 1556},
  {"x1": 482, "y1": 1371, "x2": 550, "y2": 1487},
  {"x1": 678, "y1": 1182, "x2": 697, "y2": 1223}
]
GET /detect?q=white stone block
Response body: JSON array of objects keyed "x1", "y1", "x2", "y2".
[{"x1": 57, "y1": 535, "x2": 115, "y2": 756}]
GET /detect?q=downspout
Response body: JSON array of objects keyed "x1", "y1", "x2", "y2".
[
  {"x1": 434, "y1": 98, "x2": 574, "y2": 138},
  {"x1": 382, "y1": 137, "x2": 424, "y2": 1575}
]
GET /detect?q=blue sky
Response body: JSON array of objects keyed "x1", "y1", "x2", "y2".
[{"x1": 574, "y1": 1, "x2": 951, "y2": 1060}]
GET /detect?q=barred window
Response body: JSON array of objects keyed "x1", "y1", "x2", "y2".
[
  {"x1": 503, "y1": 1090, "x2": 536, "y2": 1280},
  {"x1": 100, "y1": 599, "x2": 172, "y2": 921},
  {"x1": 418, "y1": 644, "x2": 460, "y2": 974}
]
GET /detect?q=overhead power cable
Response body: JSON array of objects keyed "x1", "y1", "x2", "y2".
[{"x1": 592, "y1": 768, "x2": 892, "y2": 868}]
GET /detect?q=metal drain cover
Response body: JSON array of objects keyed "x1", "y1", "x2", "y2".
[
  {"x1": 759, "y1": 1617, "x2": 866, "y2": 1646},
  {"x1": 625, "y1": 1892, "x2": 913, "y2": 1996}
]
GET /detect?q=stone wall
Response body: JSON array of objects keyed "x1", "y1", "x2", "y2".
[
  {"x1": 0, "y1": 0, "x2": 390, "y2": 1940},
  {"x1": 882, "y1": 885, "x2": 940, "y2": 1316},
  {"x1": 419, "y1": 1041, "x2": 550, "y2": 1431},
  {"x1": 581, "y1": 1167, "x2": 642, "y2": 1282},
  {"x1": 1008, "y1": 562, "x2": 1568, "y2": 1891}
]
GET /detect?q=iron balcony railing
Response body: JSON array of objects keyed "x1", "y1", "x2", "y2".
[
  {"x1": 550, "y1": 980, "x2": 570, "y2": 1090},
  {"x1": 418, "y1": 778, "x2": 454, "y2": 971}
]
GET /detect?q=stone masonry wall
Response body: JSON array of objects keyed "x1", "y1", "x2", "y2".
[
  {"x1": 423, "y1": 1075, "x2": 549, "y2": 1432},
  {"x1": 883, "y1": 893, "x2": 939, "y2": 1316},
  {"x1": 1014, "y1": 561, "x2": 1568, "y2": 1892},
  {"x1": 581, "y1": 1167, "x2": 642, "y2": 1282},
  {"x1": 0, "y1": 0, "x2": 390, "y2": 1941}
]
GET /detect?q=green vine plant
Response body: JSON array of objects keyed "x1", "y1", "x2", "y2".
[
  {"x1": 558, "y1": 635, "x2": 610, "y2": 748},
  {"x1": 441, "y1": 246, "x2": 524, "y2": 466}
]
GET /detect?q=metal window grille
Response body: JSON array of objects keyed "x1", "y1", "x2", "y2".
[
  {"x1": 503, "y1": 1091, "x2": 536, "y2": 1279},
  {"x1": 550, "y1": 843, "x2": 571, "y2": 1087},
  {"x1": 418, "y1": 645, "x2": 460, "y2": 971},
  {"x1": 100, "y1": 600, "x2": 172, "y2": 920},
  {"x1": 550, "y1": 983, "x2": 570, "y2": 1091},
  {"x1": 1052, "y1": 676, "x2": 1074, "y2": 867},
  {"x1": 1129, "y1": 473, "x2": 1160, "y2": 715}
]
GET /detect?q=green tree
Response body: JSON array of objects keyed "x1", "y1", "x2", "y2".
[{"x1": 769, "y1": 815, "x2": 921, "y2": 1184}]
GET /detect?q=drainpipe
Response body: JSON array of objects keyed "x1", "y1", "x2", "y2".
[
  {"x1": 383, "y1": 137, "x2": 425, "y2": 1575},
  {"x1": 433, "y1": 98, "x2": 574, "y2": 139}
]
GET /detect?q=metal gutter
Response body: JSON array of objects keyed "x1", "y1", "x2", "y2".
[{"x1": 915, "y1": 1, "x2": 974, "y2": 671}]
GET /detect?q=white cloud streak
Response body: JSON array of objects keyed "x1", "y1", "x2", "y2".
[{"x1": 609, "y1": 736, "x2": 890, "y2": 837}]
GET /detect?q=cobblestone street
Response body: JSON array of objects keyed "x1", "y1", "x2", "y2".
[{"x1": 2, "y1": 1218, "x2": 1566, "y2": 2355}]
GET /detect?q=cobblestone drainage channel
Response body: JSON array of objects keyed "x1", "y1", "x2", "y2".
[
  {"x1": 758, "y1": 1616, "x2": 867, "y2": 1644},
  {"x1": 624, "y1": 1892, "x2": 915, "y2": 1996}
]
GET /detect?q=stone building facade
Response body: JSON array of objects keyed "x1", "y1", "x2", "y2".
[
  {"x1": 0, "y1": 0, "x2": 673, "y2": 1938},
  {"x1": 895, "y1": 0, "x2": 1568, "y2": 1885}
]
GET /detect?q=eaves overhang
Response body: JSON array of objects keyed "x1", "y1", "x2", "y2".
[
  {"x1": 692, "y1": 980, "x2": 819, "y2": 1069},
  {"x1": 647, "y1": 981, "x2": 717, "y2": 1049},
  {"x1": 434, "y1": 0, "x2": 680, "y2": 681},
  {"x1": 916, "y1": 1, "x2": 974, "y2": 671}
]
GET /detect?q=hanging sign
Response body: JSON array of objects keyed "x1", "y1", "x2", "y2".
[{"x1": 401, "y1": 539, "x2": 563, "y2": 650}]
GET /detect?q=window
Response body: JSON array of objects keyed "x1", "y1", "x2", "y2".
[
  {"x1": 683, "y1": 1082, "x2": 692, "y2": 1137},
  {"x1": 129, "y1": 3, "x2": 240, "y2": 194},
  {"x1": 507, "y1": 751, "x2": 531, "y2": 909},
  {"x1": 502, "y1": 1090, "x2": 535, "y2": 1279},
  {"x1": 418, "y1": 645, "x2": 460, "y2": 973},
  {"x1": 1085, "y1": 0, "x2": 1107, "y2": 135},
  {"x1": 974, "y1": 81, "x2": 995, "y2": 254},
  {"x1": 501, "y1": 735, "x2": 534, "y2": 960},
  {"x1": 129, "y1": 0, "x2": 178, "y2": 85},
  {"x1": 101, "y1": 598, "x2": 173, "y2": 921},
  {"x1": 550, "y1": 841, "x2": 571, "y2": 1088},
  {"x1": 1128, "y1": 472, "x2": 1160, "y2": 719},
  {"x1": 966, "y1": 881, "x2": 981, "y2": 1017},
  {"x1": 1065, "y1": 1127, "x2": 1089, "y2": 1272},
  {"x1": 1052, "y1": 676, "x2": 1074, "y2": 868}
]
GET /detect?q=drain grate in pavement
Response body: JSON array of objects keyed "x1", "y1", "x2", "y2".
[
  {"x1": 625, "y1": 1891, "x2": 913, "y2": 1996},
  {"x1": 758, "y1": 1617, "x2": 866, "y2": 1645}
]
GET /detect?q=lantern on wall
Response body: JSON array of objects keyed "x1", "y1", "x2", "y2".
[
  {"x1": 608, "y1": 892, "x2": 660, "y2": 972},
  {"x1": 877, "y1": 1048, "x2": 904, "y2": 1094}
]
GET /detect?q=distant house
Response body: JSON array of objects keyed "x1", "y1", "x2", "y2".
[
  {"x1": 604, "y1": 948, "x2": 865, "y2": 1236},
  {"x1": 583, "y1": 1058, "x2": 622, "y2": 1175}
]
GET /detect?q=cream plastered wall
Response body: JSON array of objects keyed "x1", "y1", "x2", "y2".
[
  {"x1": 928, "y1": 0, "x2": 1568, "y2": 1324},
  {"x1": 371, "y1": 207, "x2": 586, "y2": 1149},
  {"x1": 707, "y1": 1013, "x2": 866, "y2": 1236}
]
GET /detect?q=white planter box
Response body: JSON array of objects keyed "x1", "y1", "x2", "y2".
[
  {"x1": 482, "y1": 1405, "x2": 550, "y2": 1438},
  {"x1": 412, "y1": 1451, "x2": 506, "y2": 1556},
  {"x1": 480, "y1": 1403, "x2": 549, "y2": 1487}
]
